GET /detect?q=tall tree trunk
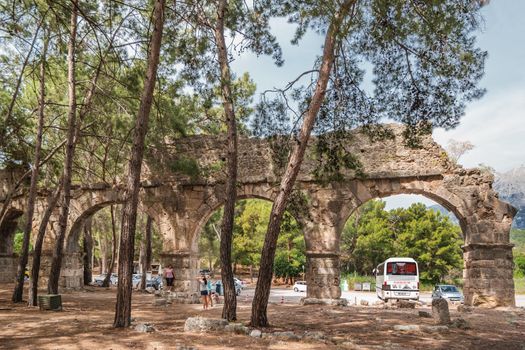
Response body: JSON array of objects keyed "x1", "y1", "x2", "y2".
[
  {"x1": 28, "y1": 181, "x2": 62, "y2": 306},
  {"x1": 12, "y1": 30, "x2": 49, "y2": 303},
  {"x1": 48, "y1": 0, "x2": 78, "y2": 294},
  {"x1": 113, "y1": 0, "x2": 165, "y2": 328},
  {"x1": 139, "y1": 216, "x2": 152, "y2": 291},
  {"x1": 83, "y1": 218, "x2": 93, "y2": 285},
  {"x1": 214, "y1": 0, "x2": 238, "y2": 322},
  {"x1": 250, "y1": 0, "x2": 356, "y2": 327},
  {"x1": 102, "y1": 205, "x2": 117, "y2": 287}
]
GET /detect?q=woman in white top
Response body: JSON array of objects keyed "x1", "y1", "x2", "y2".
[{"x1": 198, "y1": 275, "x2": 209, "y2": 309}]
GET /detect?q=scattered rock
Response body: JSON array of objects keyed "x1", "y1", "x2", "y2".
[
  {"x1": 134, "y1": 323, "x2": 155, "y2": 333},
  {"x1": 450, "y1": 318, "x2": 471, "y2": 330},
  {"x1": 418, "y1": 311, "x2": 432, "y2": 318},
  {"x1": 272, "y1": 331, "x2": 300, "y2": 340},
  {"x1": 373, "y1": 301, "x2": 384, "y2": 306},
  {"x1": 303, "y1": 330, "x2": 326, "y2": 341},
  {"x1": 153, "y1": 298, "x2": 167, "y2": 306},
  {"x1": 145, "y1": 287, "x2": 155, "y2": 294},
  {"x1": 184, "y1": 317, "x2": 228, "y2": 332},
  {"x1": 360, "y1": 300, "x2": 369, "y2": 306},
  {"x1": 397, "y1": 300, "x2": 416, "y2": 309},
  {"x1": 300, "y1": 298, "x2": 348, "y2": 306},
  {"x1": 432, "y1": 298, "x2": 451, "y2": 325},
  {"x1": 250, "y1": 329, "x2": 262, "y2": 338},
  {"x1": 420, "y1": 325, "x2": 449, "y2": 333},
  {"x1": 224, "y1": 323, "x2": 249, "y2": 335},
  {"x1": 457, "y1": 305, "x2": 473, "y2": 313},
  {"x1": 393, "y1": 324, "x2": 420, "y2": 332}
]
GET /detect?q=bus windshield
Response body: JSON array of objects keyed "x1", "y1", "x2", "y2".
[{"x1": 386, "y1": 262, "x2": 417, "y2": 276}]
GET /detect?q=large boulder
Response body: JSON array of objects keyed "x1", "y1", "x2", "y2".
[{"x1": 184, "y1": 317, "x2": 228, "y2": 332}]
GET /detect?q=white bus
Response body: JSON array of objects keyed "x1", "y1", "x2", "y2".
[{"x1": 374, "y1": 257, "x2": 419, "y2": 302}]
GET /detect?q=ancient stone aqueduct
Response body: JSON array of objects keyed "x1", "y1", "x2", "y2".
[{"x1": 0, "y1": 125, "x2": 517, "y2": 307}]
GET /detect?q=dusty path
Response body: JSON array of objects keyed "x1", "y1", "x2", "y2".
[{"x1": 0, "y1": 283, "x2": 524, "y2": 350}]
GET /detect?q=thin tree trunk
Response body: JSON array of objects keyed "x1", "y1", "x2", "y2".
[
  {"x1": 139, "y1": 216, "x2": 152, "y2": 291},
  {"x1": 83, "y1": 218, "x2": 93, "y2": 285},
  {"x1": 250, "y1": 0, "x2": 356, "y2": 327},
  {"x1": 48, "y1": 0, "x2": 78, "y2": 295},
  {"x1": 102, "y1": 205, "x2": 117, "y2": 287},
  {"x1": 113, "y1": 0, "x2": 165, "y2": 328},
  {"x1": 214, "y1": 0, "x2": 238, "y2": 322},
  {"x1": 28, "y1": 181, "x2": 62, "y2": 306},
  {"x1": 12, "y1": 31, "x2": 49, "y2": 303}
]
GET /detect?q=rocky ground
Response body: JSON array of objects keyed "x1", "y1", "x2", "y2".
[{"x1": 0, "y1": 283, "x2": 524, "y2": 350}]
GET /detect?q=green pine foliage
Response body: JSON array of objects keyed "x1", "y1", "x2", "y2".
[
  {"x1": 341, "y1": 200, "x2": 463, "y2": 284},
  {"x1": 198, "y1": 199, "x2": 305, "y2": 280}
]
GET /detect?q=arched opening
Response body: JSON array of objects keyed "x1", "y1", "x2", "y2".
[
  {"x1": 340, "y1": 193, "x2": 465, "y2": 302},
  {"x1": 195, "y1": 198, "x2": 305, "y2": 291},
  {"x1": 0, "y1": 207, "x2": 24, "y2": 255},
  {"x1": 65, "y1": 202, "x2": 163, "y2": 287}
]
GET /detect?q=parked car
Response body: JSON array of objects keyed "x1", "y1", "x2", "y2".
[
  {"x1": 432, "y1": 284, "x2": 464, "y2": 303},
  {"x1": 212, "y1": 279, "x2": 242, "y2": 296},
  {"x1": 93, "y1": 273, "x2": 118, "y2": 286},
  {"x1": 132, "y1": 274, "x2": 162, "y2": 290},
  {"x1": 293, "y1": 281, "x2": 307, "y2": 292}
]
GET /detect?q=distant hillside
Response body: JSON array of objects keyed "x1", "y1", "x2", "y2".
[{"x1": 494, "y1": 165, "x2": 525, "y2": 229}]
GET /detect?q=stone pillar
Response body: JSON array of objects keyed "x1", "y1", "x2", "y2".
[
  {"x1": 0, "y1": 254, "x2": 17, "y2": 283},
  {"x1": 306, "y1": 252, "x2": 341, "y2": 299},
  {"x1": 463, "y1": 243, "x2": 515, "y2": 307},
  {"x1": 59, "y1": 252, "x2": 84, "y2": 289},
  {"x1": 160, "y1": 252, "x2": 199, "y2": 293}
]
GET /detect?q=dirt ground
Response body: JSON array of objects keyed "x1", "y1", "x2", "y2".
[{"x1": 0, "y1": 283, "x2": 524, "y2": 350}]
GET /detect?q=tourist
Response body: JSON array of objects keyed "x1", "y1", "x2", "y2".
[
  {"x1": 198, "y1": 275, "x2": 209, "y2": 309},
  {"x1": 163, "y1": 265, "x2": 174, "y2": 292},
  {"x1": 206, "y1": 275, "x2": 214, "y2": 307}
]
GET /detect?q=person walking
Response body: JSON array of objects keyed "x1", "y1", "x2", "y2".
[
  {"x1": 198, "y1": 275, "x2": 209, "y2": 310},
  {"x1": 163, "y1": 265, "x2": 174, "y2": 292},
  {"x1": 206, "y1": 275, "x2": 214, "y2": 307}
]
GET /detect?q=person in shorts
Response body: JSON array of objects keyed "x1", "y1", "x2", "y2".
[
  {"x1": 198, "y1": 275, "x2": 209, "y2": 309},
  {"x1": 163, "y1": 265, "x2": 174, "y2": 292}
]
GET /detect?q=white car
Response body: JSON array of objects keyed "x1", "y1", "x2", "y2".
[{"x1": 293, "y1": 281, "x2": 307, "y2": 292}]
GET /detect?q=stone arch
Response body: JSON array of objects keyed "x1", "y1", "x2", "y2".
[
  {"x1": 339, "y1": 176, "x2": 469, "y2": 239},
  {"x1": 189, "y1": 184, "x2": 279, "y2": 253},
  {"x1": 0, "y1": 207, "x2": 24, "y2": 254}
]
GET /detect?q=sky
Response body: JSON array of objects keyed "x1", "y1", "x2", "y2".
[{"x1": 231, "y1": 1, "x2": 525, "y2": 212}]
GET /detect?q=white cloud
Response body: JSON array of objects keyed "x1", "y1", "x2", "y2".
[{"x1": 433, "y1": 88, "x2": 525, "y2": 172}]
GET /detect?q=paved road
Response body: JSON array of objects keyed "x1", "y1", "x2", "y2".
[{"x1": 239, "y1": 286, "x2": 525, "y2": 307}]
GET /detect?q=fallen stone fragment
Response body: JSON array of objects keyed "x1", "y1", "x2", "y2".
[
  {"x1": 420, "y1": 325, "x2": 449, "y2": 333},
  {"x1": 250, "y1": 329, "x2": 262, "y2": 338},
  {"x1": 303, "y1": 331, "x2": 326, "y2": 341},
  {"x1": 418, "y1": 311, "x2": 432, "y2": 318},
  {"x1": 184, "y1": 317, "x2": 228, "y2": 332},
  {"x1": 360, "y1": 300, "x2": 369, "y2": 306},
  {"x1": 224, "y1": 323, "x2": 249, "y2": 335},
  {"x1": 134, "y1": 323, "x2": 155, "y2": 333},
  {"x1": 272, "y1": 331, "x2": 300, "y2": 340},
  {"x1": 457, "y1": 305, "x2": 473, "y2": 313},
  {"x1": 450, "y1": 318, "x2": 471, "y2": 330},
  {"x1": 432, "y1": 298, "x2": 451, "y2": 325},
  {"x1": 393, "y1": 324, "x2": 420, "y2": 332},
  {"x1": 300, "y1": 298, "x2": 348, "y2": 306}
]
